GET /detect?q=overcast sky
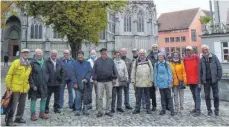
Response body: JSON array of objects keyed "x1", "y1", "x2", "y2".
[{"x1": 154, "y1": 0, "x2": 210, "y2": 17}]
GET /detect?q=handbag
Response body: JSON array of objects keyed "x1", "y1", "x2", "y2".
[
  {"x1": 173, "y1": 64, "x2": 186, "y2": 89},
  {"x1": 1, "y1": 90, "x2": 13, "y2": 115}
]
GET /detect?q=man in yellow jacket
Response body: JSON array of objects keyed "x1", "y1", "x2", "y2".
[{"x1": 5, "y1": 49, "x2": 32, "y2": 126}]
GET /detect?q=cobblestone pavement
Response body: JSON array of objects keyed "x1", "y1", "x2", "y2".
[{"x1": 1, "y1": 63, "x2": 229, "y2": 126}]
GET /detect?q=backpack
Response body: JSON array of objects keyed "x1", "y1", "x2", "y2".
[{"x1": 155, "y1": 62, "x2": 168, "y2": 72}]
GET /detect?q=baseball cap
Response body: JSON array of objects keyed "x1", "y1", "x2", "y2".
[
  {"x1": 21, "y1": 49, "x2": 30, "y2": 53},
  {"x1": 186, "y1": 46, "x2": 193, "y2": 50}
]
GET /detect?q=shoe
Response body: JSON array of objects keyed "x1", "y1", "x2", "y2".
[
  {"x1": 215, "y1": 111, "x2": 219, "y2": 116},
  {"x1": 105, "y1": 112, "x2": 113, "y2": 117},
  {"x1": 39, "y1": 112, "x2": 49, "y2": 119},
  {"x1": 111, "y1": 108, "x2": 115, "y2": 113},
  {"x1": 45, "y1": 109, "x2": 49, "y2": 114},
  {"x1": 14, "y1": 118, "x2": 26, "y2": 123},
  {"x1": 125, "y1": 105, "x2": 133, "y2": 110},
  {"x1": 6, "y1": 122, "x2": 16, "y2": 126},
  {"x1": 171, "y1": 112, "x2": 175, "y2": 116},
  {"x1": 31, "y1": 113, "x2": 38, "y2": 121},
  {"x1": 54, "y1": 109, "x2": 61, "y2": 113},
  {"x1": 192, "y1": 111, "x2": 201, "y2": 117},
  {"x1": 190, "y1": 109, "x2": 196, "y2": 114},
  {"x1": 133, "y1": 109, "x2": 140, "y2": 114},
  {"x1": 75, "y1": 112, "x2": 81, "y2": 116},
  {"x1": 117, "y1": 108, "x2": 125, "y2": 112},
  {"x1": 152, "y1": 107, "x2": 156, "y2": 111},
  {"x1": 208, "y1": 110, "x2": 213, "y2": 116},
  {"x1": 97, "y1": 112, "x2": 103, "y2": 118},
  {"x1": 146, "y1": 110, "x2": 152, "y2": 114},
  {"x1": 160, "y1": 110, "x2": 166, "y2": 115}
]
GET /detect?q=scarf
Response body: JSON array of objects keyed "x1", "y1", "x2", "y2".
[
  {"x1": 36, "y1": 58, "x2": 44, "y2": 68},
  {"x1": 172, "y1": 58, "x2": 181, "y2": 63},
  {"x1": 20, "y1": 57, "x2": 30, "y2": 66}
]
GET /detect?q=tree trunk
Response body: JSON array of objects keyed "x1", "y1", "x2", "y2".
[{"x1": 69, "y1": 38, "x2": 82, "y2": 59}]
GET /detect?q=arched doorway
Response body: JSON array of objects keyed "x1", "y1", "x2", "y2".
[{"x1": 3, "y1": 16, "x2": 21, "y2": 61}]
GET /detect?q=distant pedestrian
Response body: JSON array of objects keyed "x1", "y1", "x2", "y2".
[
  {"x1": 199, "y1": 44, "x2": 222, "y2": 116},
  {"x1": 45, "y1": 50, "x2": 63, "y2": 114},
  {"x1": 4, "y1": 55, "x2": 9, "y2": 66},
  {"x1": 183, "y1": 46, "x2": 201, "y2": 117},
  {"x1": 59, "y1": 49, "x2": 76, "y2": 109},
  {"x1": 92, "y1": 48, "x2": 118, "y2": 118},
  {"x1": 169, "y1": 51, "x2": 187, "y2": 114},
  {"x1": 5, "y1": 49, "x2": 31, "y2": 126},
  {"x1": 120, "y1": 48, "x2": 133, "y2": 110},
  {"x1": 29, "y1": 49, "x2": 49, "y2": 121},
  {"x1": 154, "y1": 52, "x2": 175, "y2": 116},
  {"x1": 87, "y1": 49, "x2": 97, "y2": 109},
  {"x1": 111, "y1": 51, "x2": 128, "y2": 113},
  {"x1": 73, "y1": 51, "x2": 92, "y2": 116},
  {"x1": 131, "y1": 49, "x2": 153, "y2": 114}
]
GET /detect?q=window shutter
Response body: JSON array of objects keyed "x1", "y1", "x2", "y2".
[{"x1": 214, "y1": 42, "x2": 222, "y2": 62}]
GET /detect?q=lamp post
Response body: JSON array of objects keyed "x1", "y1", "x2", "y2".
[{"x1": 21, "y1": 13, "x2": 28, "y2": 49}]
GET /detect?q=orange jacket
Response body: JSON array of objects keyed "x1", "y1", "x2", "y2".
[{"x1": 169, "y1": 61, "x2": 187, "y2": 86}]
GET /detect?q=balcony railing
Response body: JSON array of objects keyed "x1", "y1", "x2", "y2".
[{"x1": 202, "y1": 22, "x2": 229, "y2": 35}]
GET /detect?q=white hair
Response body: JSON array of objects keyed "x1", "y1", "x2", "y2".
[
  {"x1": 152, "y1": 44, "x2": 158, "y2": 47},
  {"x1": 35, "y1": 49, "x2": 43, "y2": 54},
  {"x1": 50, "y1": 49, "x2": 58, "y2": 55},
  {"x1": 139, "y1": 49, "x2": 146, "y2": 54},
  {"x1": 120, "y1": 48, "x2": 127, "y2": 51},
  {"x1": 201, "y1": 44, "x2": 209, "y2": 49},
  {"x1": 63, "y1": 49, "x2": 70, "y2": 54}
]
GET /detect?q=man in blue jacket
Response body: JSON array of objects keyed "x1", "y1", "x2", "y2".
[
  {"x1": 60, "y1": 49, "x2": 76, "y2": 109},
  {"x1": 73, "y1": 51, "x2": 92, "y2": 116}
]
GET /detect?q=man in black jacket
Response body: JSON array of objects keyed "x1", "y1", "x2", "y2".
[
  {"x1": 147, "y1": 44, "x2": 160, "y2": 111},
  {"x1": 45, "y1": 50, "x2": 64, "y2": 113},
  {"x1": 92, "y1": 48, "x2": 118, "y2": 117}
]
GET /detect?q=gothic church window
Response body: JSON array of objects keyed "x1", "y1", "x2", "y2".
[
  {"x1": 124, "y1": 14, "x2": 131, "y2": 32},
  {"x1": 137, "y1": 11, "x2": 144, "y2": 32},
  {"x1": 30, "y1": 19, "x2": 43, "y2": 39}
]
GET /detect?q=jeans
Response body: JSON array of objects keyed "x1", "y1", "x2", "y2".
[
  {"x1": 112, "y1": 86, "x2": 122, "y2": 109},
  {"x1": 75, "y1": 89, "x2": 82, "y2": 112},
  {"x1": 203, "y1": 81, "x2": 219, "y2": 112},
  {"x1": 135, "y1": 87, "x2": 151, "y2": 110},
  {"x1": 30, "y1": 98, "x2": 47, "y2": 114},
  {"x1": 96, "y1": 81, "x2": 113, "y2": 113},
  {"x1": 60, "y1": 80, "x2": 74, "y2": 108},
  {"x1": 6, "y1": 93, "x2": 27, "y2": 122},
  {"x1": 173, "y1": 86, "x2": 184, "y2": 112},
  {"x1": 45, "y1": 86, "x2": 61, "y2": 111},
  {"x1": 159, "y1": 88, "x2": 174, "y2": 113},
  {"x1": 190, "y1": 84, "x2": 201, "y2": 111},
  {"x1": 121, "y1": 83, "x2": 131, "y2": 107}
]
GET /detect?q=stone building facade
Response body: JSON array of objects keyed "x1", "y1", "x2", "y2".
[{"x1": 1, "y1": 1, "x2": 158, "y2": 61}]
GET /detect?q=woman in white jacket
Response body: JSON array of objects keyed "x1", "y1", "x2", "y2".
[{"x1": 111, "y1": 51, "x2": 128, "y2": 113}]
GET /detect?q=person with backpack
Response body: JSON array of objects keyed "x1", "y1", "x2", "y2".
[
  {"x1": 199, "y1": 44, "x2": 222, "y2": 116},
  {"x1": 29, "y1": 49, "x2": 49, "y2": 121},
  {"x1": 154, "y1": 52, "x2": 175, "y2": 116},
  {"x1": 111, "y1": 51, "x2": 129, "y2": 113},
  {"x1": 131, "y1": 49, "x2": 153, "y2": 114},
  {"x1": 59, "y1": 49, "x2": 76, "y2": 110},
  {"x1": 73, "y1": 51, "x2": 92, "y2": 116},
  {"x1": 169, "y1": 51, "x2": 187, "y2": 114},
  {"x1": 183, "y1": 46, "x2": 201, "y2": 117},
  {"x1": 5, "y1": 49, "x2": 31, "y2": 126}
]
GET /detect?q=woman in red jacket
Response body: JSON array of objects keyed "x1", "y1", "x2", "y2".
[{"x1": 183, "y1": 46, "x2": 201, "y2": 117}]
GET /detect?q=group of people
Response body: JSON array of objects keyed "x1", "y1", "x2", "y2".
[{"x1": 4, "y1": 43, "x2": 222, "y2": 126}]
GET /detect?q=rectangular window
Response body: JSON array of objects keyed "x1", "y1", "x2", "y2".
[
  {"x1": 176, "y1": 37, "x2": 180, "y2": 42},
  {"x1": 176, "y1": 47, "x2": 180, "y2": 53},
  {"x1": 222, "y1": 42, "x2": 229, "y2": 62},
  {"x1": 191, "y1": 29, "x2": 197, "y2": 42},
  {"x1": 99, "y1": 30, "x2": 106, "y2": 40},
  {"x1": 182, "y1": 47, "x2": 186, "y2": 56},
  {"x1": 170, "y1": 37, "x2": 174, "y2": 42},
  {"x1": 53, "y1": 31, "x2": 62, "y2": 39},
  {"x1": 181, "y1": 36, "x2": 186, "y2": 42},
  {"x1": 193, "y1": 46, "x2": 198, "y2": 54},
  {"x1": 165, "y1": 38, "x2": 169, "y2": 43},
  {"x1": 165, "y1": 47, "x2": 170, "y2": 56},
  {"x1": 171, "y1": 47, "x2": 175, "y2": 53}
]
